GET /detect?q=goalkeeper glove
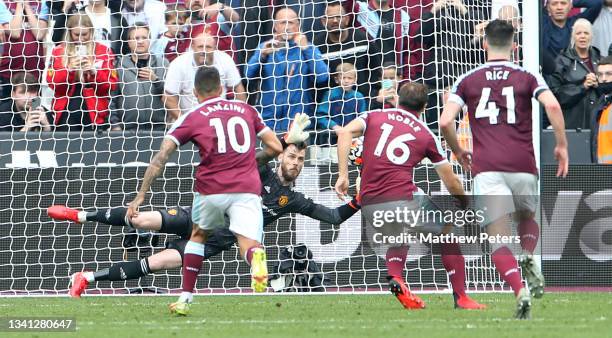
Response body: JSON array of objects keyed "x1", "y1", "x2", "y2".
[{"x1": 284, "y1": 113, "x2": 311, "y2": 144}]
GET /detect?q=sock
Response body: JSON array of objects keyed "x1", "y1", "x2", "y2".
[
  {"x1": 245, "y1": 245, "x2": 263, "y2": 265},
  {"x1": 86, "y1": 208, "x2": 129, "y2": 226},
  {"x1": 94, "y1": 258, "x2": 151, "y2": 281},
  {"x1": 83, "y1": 271, "x2": 95, "y2": 283},
  {"x1": 492, "y1": 246, "x2": 523, "y2": 296},
  {"x1": 385, "y1": 246, "x2": 408, "y2": 279},
  {"x1": 181, "y1": 241, "x2": 205, "y2": 298},
  {"x1": 441, "y1": 242, "x2": 466, "y2": 297},
  {"x1": 518, "y1": 218, "x2": 539, "y2": 254}
]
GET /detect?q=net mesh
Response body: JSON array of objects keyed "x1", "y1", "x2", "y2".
[{"x1": 0, "y1": 0, "x2": 525, "y2": 295}]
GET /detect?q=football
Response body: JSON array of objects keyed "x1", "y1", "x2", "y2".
[{"x1": 348, "y1": 137, "x2": 364, "y2": 167}]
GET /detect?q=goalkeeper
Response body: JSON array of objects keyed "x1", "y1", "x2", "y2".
[{"x1": 48, "y1": 115, "x2": 361, "y2": 297}]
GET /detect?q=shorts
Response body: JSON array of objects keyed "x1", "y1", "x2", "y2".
[
  {"x1": 473, "y1": 171, "x2": 539, "y2": 226},
  {"x1": 191, "y1": 192, "x2": 264, "y2": 242},
  {"x1": 159, "y1": 206, "x2": 192, "y2": 240}
]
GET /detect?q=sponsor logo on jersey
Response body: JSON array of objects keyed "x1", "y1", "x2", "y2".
[
  {"x1": 168, "y1": 209, "x2": 177, "y2": 216},
  {"x1": 278, "y1": 195, "x2": 289, "y2": 207}
]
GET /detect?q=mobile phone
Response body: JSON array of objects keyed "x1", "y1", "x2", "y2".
[
  {"x1": 76, "y1": 45, "x2": 87, "y2": 57},
  {"x1": 136, "y1": 58, "x2": 149, "y2": 69},
  {"x1": 30, "y1": 97, "x2": 41, "y2": 110}
]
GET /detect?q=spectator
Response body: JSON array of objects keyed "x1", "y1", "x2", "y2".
[
  {"x1": 164, "y1": 32, "x2": 245, "y2": 120},
  {"x1": 590, "y1": 56, "x2": 612, "y2": 163},
  {"x1": 344, "y1": 0, "x2": 410, "y2": 78},
  {"x1": 0, "y1": 72, "x2": 52, "y2": 132},
  {"x1": 111, "y1": 23, "x2": 168, "y2": 131},
  {"x1": 47, "y1": 13, "x2": 118, "y2": 131},
  {"x1": 51, "y1": 0, "x2": 129, "y2": 56},
  {"x1": 245, "y1": 7, "x2": 329, "y2": 132},
  {"x1": 313, "y1": 1, "x2": 381, "y2": 103},
  {"x1": 120, "y1": 0, "x2": 166, "y2": 43},
  {"x1": 150, "y1": 9, "x2": 188, "y2": 62},
  {"x1": 549, "y1": 18, "x2": 601, "y2": 130},
  {"x1": 420, "y1": 0, "x2": 483, "y2": 88},
  {"x1": 315, "y1": 63, "x2": 366, "y2": 145},
  {"x1": 181, "y1": 0, "x2": 240, "y2": 60},
  {"x1": 593, "y1": 0, "x2": 612, "y2": 57},
  {"x1": 0, "y1": 1, "x2": 10, "y2": 45},
  {"x1": 375, "y1": 63, "x2": 402, "y2": 109},
  {"x1": 473, "y1": 5, "x2": 522, "y2": 63},
  {"x1": 239, "y1": 0, "x2": 272, "y2": 69},
  {"x1": 541, "y1": 0, "x2": 602, "y2": 75},
  {"x1": 0, "y1": 1, "x2": 49, "y2": 97}
]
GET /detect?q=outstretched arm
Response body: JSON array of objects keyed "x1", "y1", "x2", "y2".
[{"x1": 127, "y1": 139, "x2": 177, "y2": 218}]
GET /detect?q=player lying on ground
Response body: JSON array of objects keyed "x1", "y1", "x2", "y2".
[
  {"x1": 49, "y1": 142, "x2": 361, "y2": 295},
  {"x1": 440, "y1": 20, "x2": 569, "y2": 319},
  {"x1": 335, "y1": 82, "x2": 485, "y2": 311},
  {"x1": 128, "y1": 67, "x2": 286, "y2": 315}
]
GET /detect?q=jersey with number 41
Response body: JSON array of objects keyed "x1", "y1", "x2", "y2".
[
  {"x1": 166, "y1": 97, "x2": 270, "y2": 195},
  {"x1": 357, "y1": 108, "x2": 447, "y2": 205},
  {"x1": 448, "y1": 60, "x2": 549, "y2": 176}
]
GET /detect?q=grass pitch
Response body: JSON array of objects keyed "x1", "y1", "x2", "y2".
[{"x1": 1, "y1": 293, "x2": 611, "y2": 338}]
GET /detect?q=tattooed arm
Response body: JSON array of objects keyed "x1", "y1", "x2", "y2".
[{"x1": 127, "y1": 138, "x2": 178, "y2": 218}]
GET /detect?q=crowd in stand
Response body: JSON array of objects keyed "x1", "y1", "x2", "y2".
[{"x1": 0, "y1": 0, "x2": 610, "y2": 162}]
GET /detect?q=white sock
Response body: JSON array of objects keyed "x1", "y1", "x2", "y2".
[
  {"x1": 178, "y1": 292, "x2": 193, "y2": 303},
  {"x1": 83, "y1": 271, "x2": 95, "y2": 283},
  {"x1": 78, "y1": 211, "x2": 87, "y2": 223}
]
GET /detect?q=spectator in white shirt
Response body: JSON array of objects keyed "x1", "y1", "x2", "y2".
[
  {"x1": 164, "y1": 32, "x2": 246, "y2": 120},
  {"x1": 593, "y1": 0, "x2": 612, "y2": 57}
]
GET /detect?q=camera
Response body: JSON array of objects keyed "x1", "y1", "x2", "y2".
[{"x1": 136, "y1": 58, "x2": 149, "y2": 69}]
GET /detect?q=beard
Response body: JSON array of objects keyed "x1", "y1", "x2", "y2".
[{"x1": 280, "y1": 163, "x2": 300, "y2": 183}]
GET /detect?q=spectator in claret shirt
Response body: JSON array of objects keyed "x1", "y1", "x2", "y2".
[
  {"x1": 47, "y1": 13, "x2": 118, "y2": 131},
  {"x1": 150, "y1": 9, "x2": 188, "y2": 62},
  {"x1": 0, "y1": 0, "x2": 49, "y2": 97},
  {"x1": 549, "y1": 18, "x2": 601, "y2": 129},
  {"x1": 541, "y1": 0, "x2": 602, "y2": 75},
  {"x1": 180, "y1": 0, "x2": 240, "y2": 60}
]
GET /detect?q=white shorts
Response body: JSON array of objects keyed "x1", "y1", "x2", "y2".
[
  {"x1": 191, "y1": 192, "x2": 264, "y2": 242},
  {"x1": 473, "y1": 172, "x2": 538, "y2": 226}
]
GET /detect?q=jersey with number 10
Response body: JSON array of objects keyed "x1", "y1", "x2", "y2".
[
  {"x1": 448, "y1": 60, "x2": 549, "y2": 176},
  {"x1": 357, "y1": 109, "x2": 447, "y2": 205},
  {"x1": 166, "y1": 97, "x2": 270, "y2": 195}
]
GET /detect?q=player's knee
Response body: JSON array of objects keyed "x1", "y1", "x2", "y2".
[
  {"x1": 190, "y1": 227, "x2": 207, "y2": 242},
  {"x1": 148, "y1": 249, "x2": 183, "y2": 271},
  {"x1": 514, "y1": 210, "x2": 535, "y2": 222}
]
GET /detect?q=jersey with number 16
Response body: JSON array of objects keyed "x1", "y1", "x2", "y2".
[
  {"x1": 357, "y1": 109, "x2": 447, "y2": 205},
  {"x1": 166, "y1": 97, "x2": 270, "y2": 196}
]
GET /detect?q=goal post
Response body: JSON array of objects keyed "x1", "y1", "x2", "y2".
[{"x1": 0, "y1": 0, "x2": 532, "y2": 295}]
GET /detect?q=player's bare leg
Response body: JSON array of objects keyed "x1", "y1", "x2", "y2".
[
  {"x1": 487, "y1": 216, "x2": 531, "y2": 319},
  {"x1": 515, "y1": 210, "x2": 544, "y2": 299},
  {"x1": 236, "y1": 234, "x2": 268, "y2": 293},
  {"x1": 47, "y1": 205, "x2": 163, "y2": 231},
  {"x1": 385, "y1": 246, "x2": 425, "y2": 310},
  {"x1": 170, "y1": 225, "x2": 206, "y2": 316},
  {"x1": 70, "y1": 249, "x2": 182, "y2": 298}
]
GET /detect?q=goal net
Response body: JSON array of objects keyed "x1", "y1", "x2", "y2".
[{"x1": 0, "y1": 0, "x2": 531, "y2": 295}]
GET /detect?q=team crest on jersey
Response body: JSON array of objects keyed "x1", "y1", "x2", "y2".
[
  {"x1": 168, "y1": 209, "x2": 177, "y2": 216},
  {"x1": 278, "y1": 195, "x2": 289, "y2": 207}
]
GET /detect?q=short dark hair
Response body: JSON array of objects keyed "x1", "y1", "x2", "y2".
[
  {"x1": 127, "y1": 22, "x2": 150, "y2": 39},
  {"x1": 484, "y1": 19, "x2": 515, "y2": 49},
  {"x1": 398, "y1": 82, "x2": 428, "y2": 112},
  {"x1": 288, "y1": 141, "x2": 308, "y2": 151},
  {"x1": 194, "y1": 66, "x2": 221, "y2": 95},
  {"x1": 599, "y1": 56, "x2": 612, "y2": 67},
  {"x1": 326, "y1": 1, "x2": 343, "y2": 9},
  {"x1": 10, "y1": 72, "x2": 39, "y2": 93}
]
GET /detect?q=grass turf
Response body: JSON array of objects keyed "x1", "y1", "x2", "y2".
[{"x1": 1, "y1": 293, "x2": 611, "y2": 338}]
